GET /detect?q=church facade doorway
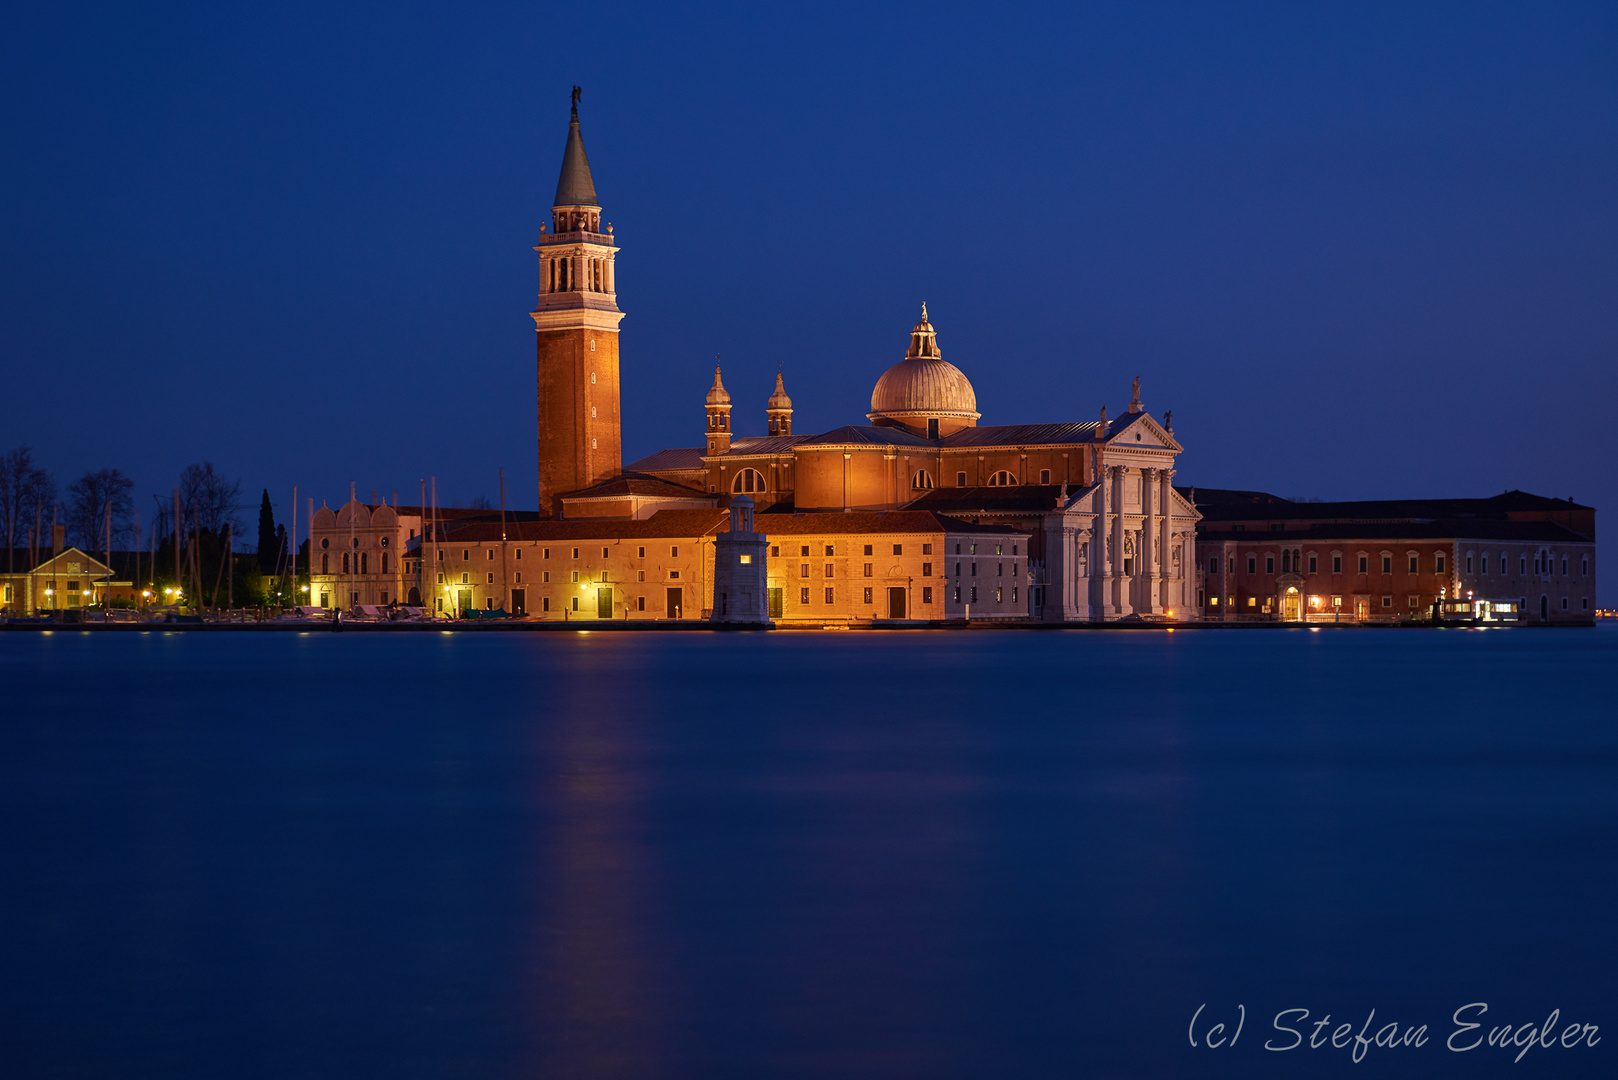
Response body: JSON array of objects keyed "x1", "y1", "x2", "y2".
[{"x1": 887, "y1": 587, "x2": 907, "y2": 619}]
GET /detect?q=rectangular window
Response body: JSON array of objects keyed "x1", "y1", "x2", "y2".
[
  {"x1": 1248, "y1": 556, "x2": 1257, "y2": 574},
  {"x1": 543, "y1": 548, "x2": 550, "y2": 559},
  {"x1": 824, "y1": 563, "x2": 834, "y2": 577},
  {"x1": 1382, "y1": 556, "x2": 1392, "y2": 574},
  {"x1": 863, "y1": 587, "x2": 873, "y2": 603},
  {"x1": 995, "y1": 587, "x2": 1003, "y2": 603},
  {"x1": 543, "y1": 571, "x2": 550, "y2": 583},
  {"x1": 954, "y1": 562, "x2": 961, "y2": 576},
  {"x1": 863, "y1": 544, "x2": 873, "y2": 556},
  {"x1": 957, "y1": 472, "x2": 967, "y2": 487},
  {"x1": 462, "y1": 550, "x2": 469, "y2": 560},
  {"x1": 971, "y1": 563, "x2": 977, "y2": 576},
  {"x1": 770, "y1": 546, "x2": 779, "y2": 557},
  {"x1": 824, "y1": 587, "x2": 834, "y2": 604},
  {"x1": 1308, "y1": 555, "x2": 1317, "y2": 574},
  {"x1": 638, "y1": 546, "x2": 646, "y2": 558},
  {"x1": 800, "y1": 545, "x2": 810, "y2": 557},
  {"x1": 1436, "y1": 554, "x2": 1445, "y2": 573},
  {"x1": 486, "y1": 572, "x2": 494, "y2": 584},
  {"x1": 922, "y1": 544, "x2": 931, "y2": 555},
  {"x1": 437, "y1": 550, "x2": 444, "y2": 561},
  {"x1": 997, "y1": 563, "x2": 1003, "y2": 576},
  {"x1": 863, "y1": 563, "x2": 872, "y2": 577},
  {"x1": 970, "y1": 587, "x2": 977, "y2": 603},
  {"x1": 1408, "y1": 555, "x2": 1418, "y2": 574},
  {"x1": 893, "y1": 544, "x2": 902, "y2": 556},
  {"x1": 1265, "y1": 555, "x2": 1274, "y2": 574},
  {"x1": 952, "y1": 587, "x2": 960, "y2": 603},
  {"x1": 800, "y1": 563, "x2": 809, "y2": 578},
  {"x1": 739, "y1": 555, "x2": 752, "y2": 564},
  {"x1": 602, "y1": 547, "x2": 609, "y2": 558},
  {"x1": 921, "y1": 562, "x2": 932, "y2": 577},
  {"x1": 922, "y1": 586, "x2": 933, "y2": 604},
  {"x1": 571, "y1": 571, "x2": 579, "y2": 583},
  {"x1": 1332, "y1": 555, "x2": 1341, "y2": 574},
  {"x1": 637, "y1": 597, "x2": 646, "y2": 611},
  {"x1": 436, "y1": 572, "x2": 444, "y2": 584},
  {"x1": 1209, "y1": 557, "x2": 1219, "y2": 575},
  {"x1": 515, "y1": 572, "x2": 522, "y2": 583},
  {"x1": 461, "y1": 573, "x2": 469, "y2": 584},
  {"x1": 1358, "y1": 555, "x2": 1368, "y2": 574},
  {"x1": 572, "y1": 597, "x2": 579, "y2": 612},
  {"x1": 669, "y1": 570, "x2": 681, "y2": 580},
  {"x1": 1466, "y1": 555, "x2": 1474, "y2": 573},
  {"x1": 1409, "y1": 596, "x2": 1420, "y2": 609},
  {"x1": 825, "y1": 545, "x2": 834, "y2": 557},
  {"x1": 1012, "y1": 586, "x2": 1018, "y2": 603},
  {"x1": 995, "y1": 544, "x2": 1003, "y2": 556},
  {"x1": 543, "y1": 598, "x2": 550, "y2": 612},
  {"x1": 1040, "y1": 469, "x2": 1051, "y2": 484},
  {"x1": 487, "y1": 549, "x2": 494, "y2": 561},
  {"x1": 671, "y1": 546, "x2": 679, "y2": 557},
  {"x1": 800, "y1": 587, "x2": 810, "y2": 604},
  {"x1": 970, "y1": 543, "x2": 978, "y2": 555},
  {"x1": 1382, "y1": 595, "x2": 1392, "y2": 607},
  {"x1": 572, "y1": 547, "x2": 579, "y2": 559},
  {"x1": 638, "y1": 570, "x2": 645, "y2": 582}
]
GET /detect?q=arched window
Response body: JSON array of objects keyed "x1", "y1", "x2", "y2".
[
  {"x1": 912, "y1": 469, "x2": 934, "y2": 489},
  {"x1": 732, "y1": 468, "x2": 767, "y2": 494},
  {"x1": 988, "y1": 471, "x2": 1017, "y2": 486},
  {"x1": 381, "y1": 553, "x2": 389, "y2": 574},
  {"x1": 342, "y1": 553, "x2": 349, "y2": 574},
  {"x1": 321, "y1": 553, "x2": 328, "y2": 574}
]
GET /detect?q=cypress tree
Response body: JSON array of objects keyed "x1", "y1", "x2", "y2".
[{"x1": 256, "y1": 489, "x2": 276, "y2": 571}]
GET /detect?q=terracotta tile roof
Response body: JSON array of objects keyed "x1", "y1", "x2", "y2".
[
  {"x1": 797, "y1": 425, "x2": 936, "y2": 447},
  {"x1": 904, "y1": 486, "x2": 1069, "y2": 513},
  {"x1": 418, "y1": 509, "x2": 729, "y2": 546},
  {"x1": 940, "y1": 422, "x2": 1103, "y2": 447},
  {"x1": 754, "y1": 510, "x2": 1026, "y2": 536},
  {"x1": 1198, "y1": 520, "x2": 1592, "y2": 543},
  {"x1": 557, "y1": 472, "x2": 709, "y2": 500},
  {"x1": 624, "y1": 447, "x2": 706, "y2": 472}
]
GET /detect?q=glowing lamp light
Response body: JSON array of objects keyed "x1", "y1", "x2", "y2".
[{"x1": 44, "y1": 588, "x2": 54, "y2": 596}]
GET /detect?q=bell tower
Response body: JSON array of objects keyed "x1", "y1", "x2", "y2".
[{"x1": 532, "y1": 87, "x2": 624, "y2": 516}]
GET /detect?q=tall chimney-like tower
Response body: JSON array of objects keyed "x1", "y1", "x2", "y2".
[{"x1": 532, "y1": 87, "x2": 623, "y2": 516}]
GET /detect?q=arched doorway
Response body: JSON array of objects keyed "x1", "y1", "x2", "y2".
[
  {"x1": 407, "y1": 586, "x2": 421, "y2": 605},
  {"x1": 1282, "y1": 586, "x2": 1301, "y2": 621}
]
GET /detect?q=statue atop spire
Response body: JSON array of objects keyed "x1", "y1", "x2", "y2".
[
  {"x1": 570, "y1": 85, "x2": 581, "y2": 120},
  {"x1": 1129, "y1": 376, "x2": 1142, "y2": 413}
]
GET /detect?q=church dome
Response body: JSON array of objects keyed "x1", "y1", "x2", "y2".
[{"x1": 868, "y1": 305, "x2": 980, "y2": 424}]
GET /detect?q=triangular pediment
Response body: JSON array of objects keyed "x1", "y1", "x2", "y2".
[
  {"x1": 34, "y1": 547, "x2": 113, "y2": 576},
  {"x1": 1106, "y1": 411, "x2": 1182, "y2": 452}
]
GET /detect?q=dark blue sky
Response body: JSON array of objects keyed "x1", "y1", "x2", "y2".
[{"x1": 4, "y1": 2, "x2": 1614, "y2": 595}]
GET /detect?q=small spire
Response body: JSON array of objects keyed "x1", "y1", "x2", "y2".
[{"x1": 553, "y1": 86, "x2": 599, "y2": 208}]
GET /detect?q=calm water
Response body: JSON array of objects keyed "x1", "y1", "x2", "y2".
[{"x1": 1, "y1": 626, "x2": 1613, "y2": 1079}]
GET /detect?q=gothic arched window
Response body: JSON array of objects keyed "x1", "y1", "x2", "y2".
[
  {"x1": 988, "y1": 471, "x2": 1017, "y2": 486},
  {"x1": 732, "y1": 469, "x2": 767, "y2": 494},
  {"x1": 912, "y1": 469, "x2": 934, "y2": 489}
]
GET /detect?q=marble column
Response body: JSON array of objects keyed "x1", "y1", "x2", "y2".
[
  {"x1": 1142, "y1": 468, "x2": 1159, "y2": 614},
  {"x1": 1160, "y1": 468, "x2": 1175, "y2": 612},
  {"x1": 1098, "y1": 465, "x2": 1114, "y2": 619},
  {"x1": 1112, "y1": 466, "x2": 1130, "y2": 616}
]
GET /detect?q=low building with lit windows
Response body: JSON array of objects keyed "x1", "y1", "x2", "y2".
[
  {"x1": 1191, "y1": 490, "x2": 1597, "y2": 624},
  {"x1": 401, "y1": 507, "x2": 1028, "y2": 624}
]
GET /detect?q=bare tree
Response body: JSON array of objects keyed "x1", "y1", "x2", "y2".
[
  {"x1": 0, "y1": 446, "x2": 56, "y2": 572},
  {"x1": 67, "y1": 467, "x2": 135, "y2": 552},
  {"x1": 179, "y1": 462, "x2": 242, "y2": 535}
]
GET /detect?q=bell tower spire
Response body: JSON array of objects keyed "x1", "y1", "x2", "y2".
[
  {"x1": 532, "y1": 87, "x2": 624, "y2": 516},
  {"x1": 706, "y1": 364, "x2": 732, "y2": 456}
]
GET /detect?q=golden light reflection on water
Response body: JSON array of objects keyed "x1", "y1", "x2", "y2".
[{"x1": 528, "y1": 666, "x2": 665, "y2": 1076}]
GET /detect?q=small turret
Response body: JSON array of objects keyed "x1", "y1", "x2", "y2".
[
  {"x1": 766, "y1": 370, "x2": 793, "y2": 436},
  {"x1": 706, "y1": 365, "x2": 732, "y2": 456}
]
